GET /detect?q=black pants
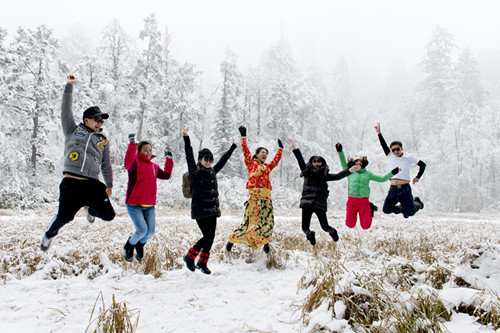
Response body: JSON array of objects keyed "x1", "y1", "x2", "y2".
[
  {"x1": 193, "y1": 216, "x2": 217, "y2": 253},
  {"x1": 302, "y1": 207, "x2": 335, "y2": 234},
  {"x1": 45, "y1": 177, "x2": 115, "y2": 238}
]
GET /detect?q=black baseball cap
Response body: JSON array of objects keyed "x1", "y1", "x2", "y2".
[{"x1": 83, "y1": 106, "x2": 109, "y2": 120}]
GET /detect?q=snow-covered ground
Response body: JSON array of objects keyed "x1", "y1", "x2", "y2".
[{"x1": 0, "y1": 208, "x2": 498, "y2": 332}]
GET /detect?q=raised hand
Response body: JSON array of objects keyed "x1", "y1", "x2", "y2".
[
  {"x1": 128, "y1": 133, "x2": 136, "y2": 143},
  {"x1": 288, "y1": 139, "x2": 296, "y2": 150},
  {"x1": 232, "y1": 137, "x2": 237, "y2": 145},
  {"x1": 67, "y1": 75, "x2": 76, "y2": 85},
  {"x1": 374, "y1": 122, "x2": 381, "y2": 134},
  {"x1": 277, "y1": 139, "x2": 283, "y2": 149},
  {"x1": 182, "y1": 128, "x2": 189, "y2": 137},
  {"x1": 165, "y1": 147, "x2": 173, "y2": 159},
  {"x1": 335, "y1": 142, "x2": 343, "y2": 152},
  {"x1": 238, "y1": 125, "x2": 247, "y2": 137}
]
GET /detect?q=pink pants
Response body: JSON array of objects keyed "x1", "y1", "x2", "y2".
[{"x1": 345, "y1": 196, "x2": 372, "y2": 230}]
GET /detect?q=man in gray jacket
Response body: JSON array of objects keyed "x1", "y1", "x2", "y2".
[{"x1": 41, "y1": 75, "x2": 115, "y2": 251}]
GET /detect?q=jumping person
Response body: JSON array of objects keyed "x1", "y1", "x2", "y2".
[
  {"x1": 183, "y1": 128, "x2": 237, "y2": 275},
  {"x1": 374, "y1": 122, "x2": 425, "y2": 218},
  {"x1": 336, "y1": 142, "x2": 399, "y2": 230},
  {"x1": 226, "y1": 126, "x2": 283, "y2": 253},
  {"x1": 289, "y1": 139, "x2": 360, "y2": 245},
  {"x1": 123, "y1": 134, "x2": 173, "y2": 262},
  {"x1": 41, "y1": 75, "x2": 115, "y2": 251}
]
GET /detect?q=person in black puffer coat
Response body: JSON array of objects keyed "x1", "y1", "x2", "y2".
[
  {"x1": 288, "y1": 139, "x2": 360, "y2": 245},
  {"x1": 183, "y1": 128, "x2": 237, "y2": 275}
]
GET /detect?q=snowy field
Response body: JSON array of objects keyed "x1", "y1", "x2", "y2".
[{"x1": 0, "y1": 208, "x2": 498, "y2": 332}]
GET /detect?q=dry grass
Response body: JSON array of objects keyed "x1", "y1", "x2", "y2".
[{"x1": 86, "y1": 292, "x2": 140, "y2": 333}]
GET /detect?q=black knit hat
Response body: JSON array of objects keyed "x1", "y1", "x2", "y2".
[
  {"x1": 198, "y1": 148, "x2": 214, "y2": 161},
  {"x1": 83, "y1": 106, "x2": 109, "y2": 120}
]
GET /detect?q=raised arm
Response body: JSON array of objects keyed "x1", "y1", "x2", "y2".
[
  {"x1": 336, "y1": 143, "x2": 348, "y2": 169},
  {"x1": 326, "y1": 168, "x2": 351, "y2": 181},
  {"x1": 61, "y1": 75, "x2": 77, "y2": 136},
  {"x1": 214, "y1": 138, "x2": 237, "y2": 174},
  {"x1": 290, "y1": 139, "x2": 307, "y2": 171},
  {"x1": 239, "y1": 126, "x2": 253, "y2": 172},
  {"x1": 157, "y1": 148, "x2": 174, "y2": 180},
  {"x1": 374, "y1": 122, "x2": 390, "y2": 156},
  {"x1": 183, "y1": 129, "x2": 197, "y2": 175},
  {"x1": 268, "y1": 139, "x2": 283, "y2": 171}
]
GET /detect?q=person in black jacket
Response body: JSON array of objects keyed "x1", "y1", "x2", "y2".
[
  {"x1": 182, "y1": 128, "x2": 237, "y2": 275},
  {"x1": 288, "y1": 139, "x2": 360, "y2": 245}
]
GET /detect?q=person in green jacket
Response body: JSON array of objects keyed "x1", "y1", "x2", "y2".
[{"x1": 336, "y1": 142, "x2": 399, "y2": 230}]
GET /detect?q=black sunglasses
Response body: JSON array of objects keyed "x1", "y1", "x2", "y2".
[
  {"x1": 312, "y1": 159, "x2": 322, "y2": 163},
  {"x1": 92, "y1": 118, "x2": 104, "y2": 124},
  {"x1": 391, "y1": 147, "x2": 401, "y2": 152},
  {"x1": 203, "y1": 155, "x2": 214, "y2": 163}
]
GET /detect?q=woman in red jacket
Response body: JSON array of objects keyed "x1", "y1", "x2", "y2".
[{"x1": 123, "y1": 134, "x2": 174, "y2": 262}]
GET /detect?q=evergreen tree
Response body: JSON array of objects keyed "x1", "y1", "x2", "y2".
[{"x1": 211, "y1": 49, "x2": 242, "y2": 174}]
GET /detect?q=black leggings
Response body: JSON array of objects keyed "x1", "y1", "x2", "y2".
[
  {"x1": 301, "y1": 207, "x2": 336, "y2": 234},
  {"x1": 45, "y1": 177, "x2": 115, "y2": 238},
  {"x1": 193, "y1": 216, "x2": 217, "y2": 253}
]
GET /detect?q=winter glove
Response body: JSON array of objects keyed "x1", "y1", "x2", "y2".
[
  {"x1": 129, "y1": 133, "x2": 136, "y2": 144},
  {"x1": 391, "y1": 167, "x2": 400, "y2": 175},
  {"x1": 335, "y1": 142, "x2": 343, "y2": 152},
  {"x1": 278, "y1": 139, "x2": 283, "y2": 149},
  {"x1": 165, "y1": 148, "x2": 173, "y2": 159},
  {"x1": 238, "y1": 125, "x2": 247, "y2": 137}
]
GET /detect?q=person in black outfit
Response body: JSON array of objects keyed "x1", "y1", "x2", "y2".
[
  {"x1": 182, "y1": 128, "x2": 237, "y2": 274},
  {"x1": 288, "y1": 139, "x2": 360, "y2": 245}
]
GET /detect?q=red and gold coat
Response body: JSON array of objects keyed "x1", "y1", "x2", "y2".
[{"x1": 242, "y1": 137, "x2": 282, "y2": 190}]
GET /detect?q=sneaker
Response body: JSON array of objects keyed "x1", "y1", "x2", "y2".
[
  {"x1": 226, "y1": 242, "x2": 233, "y2": 252},
  {"x1": 414, "y1": 197, "x2": 424, "y2": 210},
  {"x1": 84, "y1": 206, "x2": 95, "y2": 223},
  {"x1": 263, "y1": 243, "x2": 270, "y2": 253},
  {"x1": 40, "y1": 235, "x2": 53, "y2": 252},
  {"x1": 329, "y1": 229, "x2": 339, "y2": 242},
  {"x1": 306, "y1": 231, "x2": 316, "y2": 246}
]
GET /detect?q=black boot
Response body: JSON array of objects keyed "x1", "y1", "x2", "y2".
[
  {"x1": 183, "y1": 247, "x2": 198, "y2": 272},
  {"x1": 329, "y1": 229, "x2": 339, "y2": 242},
  {"x1": 226, "y1": 241, "x2": 233, "y2": 252},
  {"x1": 369, "y1": 202, "x2": 378, "y2": 217},
  {"x1": 263, "y1": 243, "x2": 270, "y2": 253},
  {"x1": 414, "y1": 197, "x2": 424, "y2": 210},
  {"x1": 135, "y1": 242, "x2": 144, "y2": 261},
  {"x1": 306, "y1": 231, "x2": 316, "y2": 246},
  {"x1": 123, "y1": 238, "x2": 134, "y2": 262},
  {"x1": 196, "y1": 251, "x2": 211, "y2": 275}
]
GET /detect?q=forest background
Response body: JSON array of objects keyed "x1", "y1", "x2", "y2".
[{"x1": 0, "y1": 10, "x2": 499, "y2": 213}]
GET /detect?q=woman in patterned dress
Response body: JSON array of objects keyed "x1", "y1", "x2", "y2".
[{"x1": 226, "y1": 126, "x2": 283, "y2": 253}]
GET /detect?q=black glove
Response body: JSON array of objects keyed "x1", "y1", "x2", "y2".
[
  {"x1": 238, "y1": 125, "x2": 247, "y2": 137},
  {"x1": 129, "y1": 133, "x2": 136, "y2": 143},
  {"x1": 335, "y1": 143, "x2": 342, "y2": 152},
  {"x1": 165, "y1": 148, "x2": 172, "y2": 159},
  {"x1": 391, "y1": 167, "x2": 400, "y2": 175},
  {"x1": 278, "y1": 139, "x2": 283, "y2": 149}
]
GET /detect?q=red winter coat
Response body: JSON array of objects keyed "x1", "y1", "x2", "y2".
[{"x1": 124, "y1": 143, "x2": 174, "y2": 205}]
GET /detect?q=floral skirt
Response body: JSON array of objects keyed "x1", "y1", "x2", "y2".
[{"x1": 228, "y1": 188, "x2": 274, "y2": 249}]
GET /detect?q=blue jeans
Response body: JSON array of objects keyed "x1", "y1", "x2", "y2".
[
  {"x1": 383, "y1": 184, "x2": 419, "y2": 217},
  {"x1": 127, "y1": 205, "x2": 156, "y2": 245}
]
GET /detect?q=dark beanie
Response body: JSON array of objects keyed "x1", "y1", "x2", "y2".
[{"x1": 198, "y1": 148, "x2": 213, "y2": 160}]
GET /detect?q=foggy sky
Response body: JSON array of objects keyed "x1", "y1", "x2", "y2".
[{"x1": 2, "y1": 0, "x2": 499, "y2": 87}]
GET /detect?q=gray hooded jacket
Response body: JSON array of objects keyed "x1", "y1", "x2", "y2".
[{"x1": 61, "y1": 84, "x2": 113, "y2": 188}]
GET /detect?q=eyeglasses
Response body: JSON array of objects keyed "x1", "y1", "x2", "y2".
[
  {"x1": 391, "y1": 147, "x2": 401, "y2": 152},
  {"x1": 92, "y1": 118, "x2": 104, "y2": 124},
  {"x1": 203, "y1": 155, "x2": 214, "y2": 163},
  {"x1": 312, "y1": 159, "x2": 322, "y2": 163}
]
